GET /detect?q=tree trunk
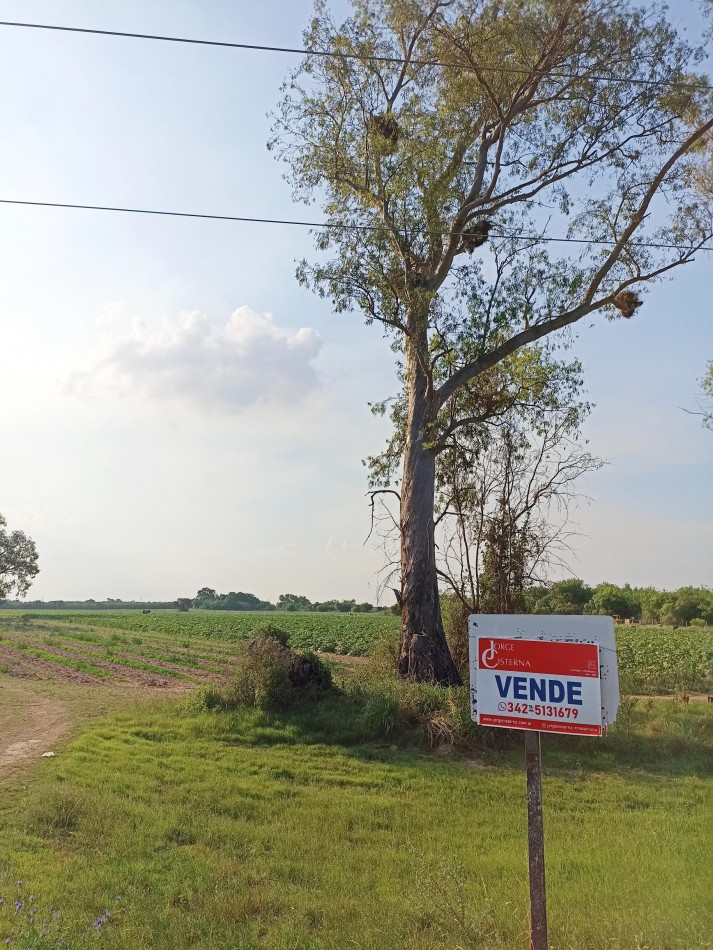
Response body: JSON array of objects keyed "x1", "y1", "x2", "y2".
[{"x1": 397, "y1": 331, "x2": 461, "y2": 686}]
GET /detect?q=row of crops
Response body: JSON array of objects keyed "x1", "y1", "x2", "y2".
[
  {"x1": 14, "y1": 609, "x2": 399, "y2": 656},
  {"x1": 3, "y1": 611, "x2": 712, "y2": 695},
  {"x1": 0, "y1": 615, "x2": 239, "y2": 685}
]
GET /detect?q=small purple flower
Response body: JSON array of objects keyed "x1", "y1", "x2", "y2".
[
  {"x1": 28, "y1": 896, "x2": 34, "y2": 903},
  {"x1": 0, "y1": 897, "x2": 4, "y2": 904},
  {"x1": 14, "y1": 901, "x2": 22, "y2": 913}
]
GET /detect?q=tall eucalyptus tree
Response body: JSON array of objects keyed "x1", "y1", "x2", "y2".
[{"x1": 271, "y1": 0, "x2": 713, "y2": 683}]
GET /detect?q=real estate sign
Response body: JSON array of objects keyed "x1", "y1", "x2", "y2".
[
  {"x1": 469, "y1": 615, "x2": 619, "y2": 735},
  {"x1": 476, "y1": 637, "x2": 602, "y2": 735}
]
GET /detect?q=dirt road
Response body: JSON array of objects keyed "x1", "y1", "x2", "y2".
[{"x1": 0, "y1": 677, "x2": 70, "y2": 774}]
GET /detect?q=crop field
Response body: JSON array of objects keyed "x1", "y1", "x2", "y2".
[
  {"x1": 0, "y1": 615, "x2": 240, "y2": 688},
  {"x1": 2, "y1": 611, "x2": 711, "y2": 695},
  {"x1": 615, "y1": 624, "x2": 713, "y2": 695},
  {"x1": 10, "y1": 609, "x2": 398, "y2": 655}
]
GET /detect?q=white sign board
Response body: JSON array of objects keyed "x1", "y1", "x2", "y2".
[{"x1": 469, "y1": 615, "x2": 619, "y2": 733}]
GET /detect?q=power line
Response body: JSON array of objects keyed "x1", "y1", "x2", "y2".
[
  {"x1": 0, "y1": 19, "x2": 708, "y2": 93},
  {"x1": 0, "y1": 196, "x2": 710, "y2": 253}
]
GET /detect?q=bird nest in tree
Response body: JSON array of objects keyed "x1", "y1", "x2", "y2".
[
  {"x1": 460, "y1": 219, "x2": 492, "y2": 253},
  {"x1": 368, "y1": 113, "x2": 400, "y2": 155},
  {"x1": 612, "y1": 290, "x2": 642, "y2": 318}
]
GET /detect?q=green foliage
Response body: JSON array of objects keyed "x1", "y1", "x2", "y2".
[
  {"x1": 440, "y1": 595, "x2": 471, "y2": 678},
  {"x1": 252, "y1": 624, "x2": 291, "y2": 647},
  {"x1": 584, "y1": 582, "x2": 641, "y2": 620},
  {"x1": 14, "y1": 609, "x2": 400, "y2": 654},
  {"x1": 0, "y1": 513, "x2": 39, "y2": 600},
  {"x1": 528, "y1": 578, "x2": 594, "y2": 614},
  {"x1": 616, "y1": 626, "x2": 713, "y2": 695},
  {"x1": 185, "y1": 684, "x2": 225, "y2": 713},
  {"x1": 228, "y1": 632, "x2": 333, "y2": 711}
]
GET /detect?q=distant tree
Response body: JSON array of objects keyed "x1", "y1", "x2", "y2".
[
  {"x1": 176, "y1": 598, "x2": 192, "y2": 613},
  {"x1": 585, "y1": 583, "x2": 640, "y2": 620},
  {"x1": 531, "y1": 578, "x2": 593, "y2": 615},
  {"x1": 0, "y1": 514, "x2": 39, "y2": 600},
  {"x1": 194, "y1": 587, "x2": 217, "y2": 607},
  {"x1": 277, "y1": 593, "x2": 314, "y2": 611}
]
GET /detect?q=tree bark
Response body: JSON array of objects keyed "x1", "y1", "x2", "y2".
[{"x1": 397, "y1": 328, "x2": 461, "y2": 686}]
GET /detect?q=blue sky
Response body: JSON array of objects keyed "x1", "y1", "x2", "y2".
[{"x1": 0, "y1": 0, "x2": 711, "y2": 604}]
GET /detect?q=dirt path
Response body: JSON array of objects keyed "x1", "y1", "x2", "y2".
[{"x1": 0, "y1": 678, "x2": 71, "y2": 774}]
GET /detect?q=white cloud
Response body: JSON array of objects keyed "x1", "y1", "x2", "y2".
[{"x1": 67, "y1": 306, "x2": 323, "y2": 411}]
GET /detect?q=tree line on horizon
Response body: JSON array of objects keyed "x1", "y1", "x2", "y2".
[
  {"x1": 522, "y1": 580, "x2": 713, "y2": 627},
  {"x1": 2, "y1": 580, "x2": 711, "y2": 627}
]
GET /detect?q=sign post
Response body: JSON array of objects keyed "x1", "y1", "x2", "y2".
[
  {"x1": 469, "y1": 615, "x2": 619, "y2": 950},
  {"x1": 525, "y1": 730, "x2": 547, "y2": 950}
]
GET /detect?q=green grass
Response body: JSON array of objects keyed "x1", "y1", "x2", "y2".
[{"x1": 0, "y1": 691, "x2": 710, "y2": 950}]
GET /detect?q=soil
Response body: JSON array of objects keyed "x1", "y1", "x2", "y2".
[{"x1": 0, "y1": 678, "x2": 71, "y2": 772}]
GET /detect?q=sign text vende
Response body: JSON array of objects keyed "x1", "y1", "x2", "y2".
[{"x1": 476, "y1": 637, "x2": 602, "y2": 736}]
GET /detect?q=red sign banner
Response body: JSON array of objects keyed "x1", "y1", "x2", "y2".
[{"x1": 476, "y1": 637, "x2": 602, "y2": 736}]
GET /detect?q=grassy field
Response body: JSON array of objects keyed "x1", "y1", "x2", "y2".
[
  {"x1": 0, "y1": 612, "x2": 711, "y2": 948},
  {"x1": 0, "y1": 689, "x2": 711, "y2": 949}
]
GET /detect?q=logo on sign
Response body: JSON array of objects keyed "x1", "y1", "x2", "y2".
[{"x1": 480, "y1": 638, "x2": 532, "y2": 670}]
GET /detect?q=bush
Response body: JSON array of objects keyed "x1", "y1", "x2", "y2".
[
  {"x1": 186, "y1": 684, "x2": 226, "y2": 712},
  {"x1": 228, "y1": 632, "x2": 332, "y2": 711},
  {"x1": 689, "y1": 618, "x2": 706, "y2": 628},
  {"x1": 252, "y1": 624, "x2": 291, "y2": 647}
]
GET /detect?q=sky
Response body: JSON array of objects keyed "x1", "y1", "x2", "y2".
[{"x1": 0, "y1": 0, "x2": 711, "y2": 605}]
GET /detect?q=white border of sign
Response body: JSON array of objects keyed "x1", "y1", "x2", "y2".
[{"x1": 469, "y1": 615, "x2": 619, "y2": 729}]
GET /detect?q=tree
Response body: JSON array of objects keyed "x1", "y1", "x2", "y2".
[
  {"x1": 272, "y1": 0, "x2": 713, "y2": 683},
  {"x1": 176, "y1": 598, "x2": 192, "y2": 612},
  {"x1": 277, "y1": 593, "x2": 314, "y2": 611},
  {"x1": 584, "y1": 582, "x2": 640, "y2": 620},
  {"x1": 538, "y1": 578, "x2": 594, "y2": 615},
  {"x1": 0, "y1": 514, "x2": 39, "y2": 600},
  {"x1": 435, "y1": 406, "x2": 602, "y2": 613}
]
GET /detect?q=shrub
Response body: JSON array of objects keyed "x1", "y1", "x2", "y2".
[
  {"x1": 186, "y1": 684, "x2": 225, "y2": 712},
  {"x1": 252, "y1": 624, "x2": 291, "y2": 647},
  {"x1": 689, "y1": 618, "x2": 706, "y2": 628},
  {"x1": 289, "y1": 650, "x2": 332, "y2": 693},
  {"x1": 228, "y1": 632, "x2": 332, "y2": 711}
]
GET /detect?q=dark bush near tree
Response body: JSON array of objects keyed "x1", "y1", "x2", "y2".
[{"x1": 229, "y1": 628, "x2": 332, "y2": 711}]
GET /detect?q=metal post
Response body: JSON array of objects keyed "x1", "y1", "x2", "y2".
[{"x1": 525, "y1": 730, "x2": 548, "y2": 950}]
